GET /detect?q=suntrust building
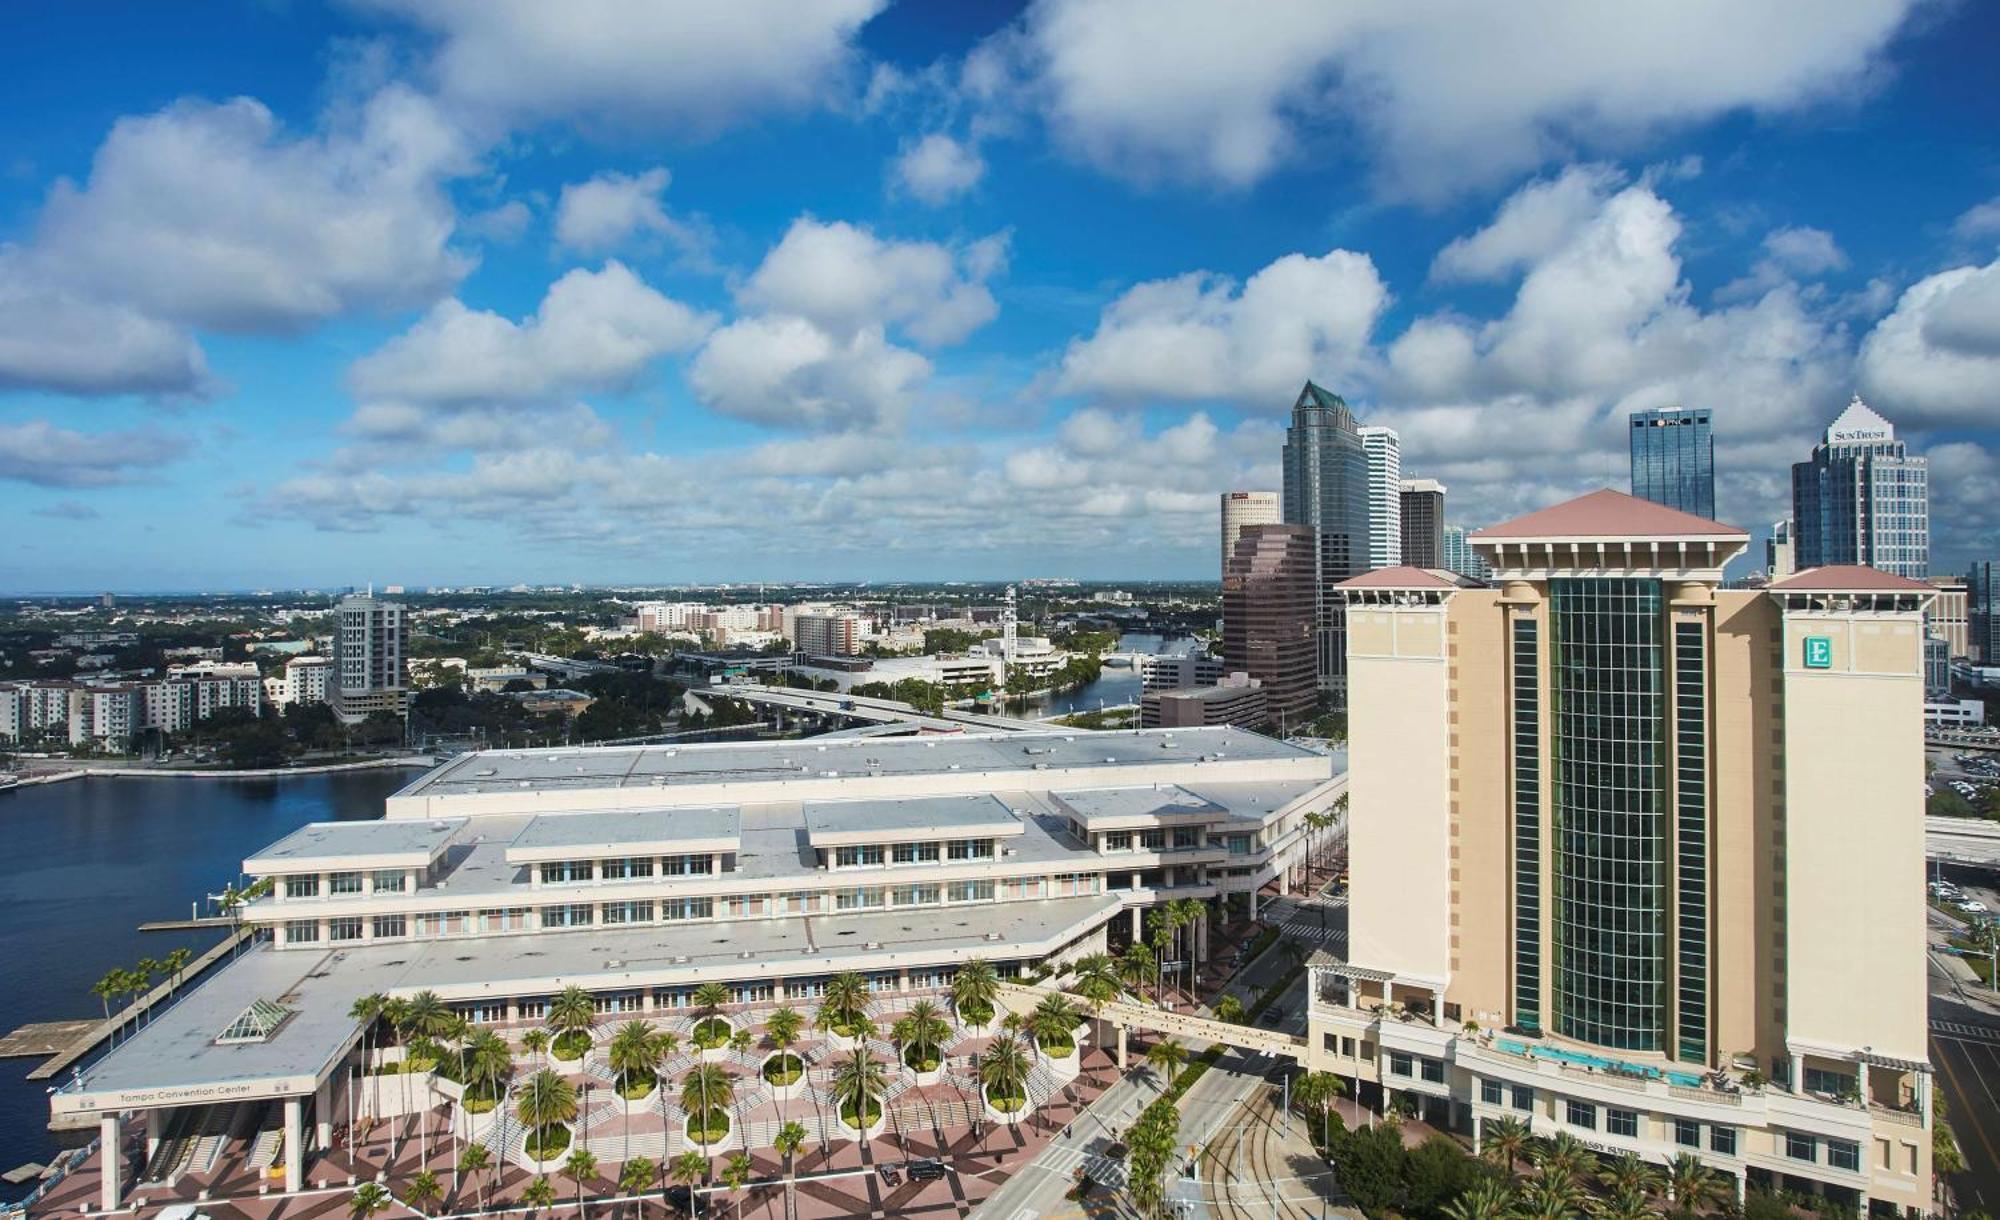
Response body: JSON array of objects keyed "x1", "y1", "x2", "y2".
[
  {"x1": 54, "y1": 727, "x2": 1342, "y2": 1210},
  {"x1": 1307, "y1": 489, "x2": 1934, "y2": 1217}
]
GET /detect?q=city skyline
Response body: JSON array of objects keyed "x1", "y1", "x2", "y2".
[{"x1": 2, "y1": 3, "x2": 1999, "y2": 592}]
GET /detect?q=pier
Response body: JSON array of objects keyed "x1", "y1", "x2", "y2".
[{"x1": 20, "y1": 925, "x2": 254, "y2": 1081}]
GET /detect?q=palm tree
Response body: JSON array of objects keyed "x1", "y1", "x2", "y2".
[
  {"x1": 1540, "y1": 1130, "x2": 1595, "y2": 1181},
  {"x1": 1029, "y1": 992, "x2": 1079, "y2": 1074},
  {"x1": 549, "y1": 985, "x2": 597, "y2": 1061},
  {"x1": 406, "y1": 1169, "x2": 442, "y2": 1216},
  {"x1": 1289, "y1": 1071, "x2": 1347, "y2": 1150},
  {"x1": 763, "y1": 1006, "x2": 806, "y2": 1109},
  {"x1": 1068, "y1": 954, "x2": 1121, "y2": 1081},
  {"x1": 563, "y1": 1147, "x2": 599, "y2": 1220},
  {"x1": 1146, "y1": 917, "x2": 1175, "y2": 1007},
  {"x1": 1599, "y1": 1152, "x2": 1663, "y2": 1200},
  {"x1": 1481, "y1": 1116, "x2": 1532, "y2": 1181},
  {"x1": 980, "y1": 1033, "x2": 1031, "y2": 1120},
  {"x1": 1515, "y1": 1175, "x2": 1582, "y2": 1220},
  {"x1": 950, "y1": 959, "x2": 1000, "y2": 1027},
  {"x1": 773, "y1": 1121, "x2": 808, "y2": 1220},
  {"x1": 898, "y1": 999, "x2": 951, "y2": 1074},
  {"x1": 721, "y1": 1153, "x2": 752, "y2": 1219},
  {"x1": 1145, "y1": 1038, "x2": 1189, "y2": 1084},
  {"x1": 522, "y1": 1175, "x2": 558, "y2": 1213},
  {"x1": 1596, "y1": 1185, "x2": 1655, "y2": 1220},
  {"x1": 464, "y1": 1027, "x2": 513, "y2": 1107},
  {"x1": 516, "y1": 1069, "x2": 579, "y2": 1161},
  {"x1": 1440, "y1": 1179, "x2": 1514, "y2": 1220},
  {"x1": 620, "y1": 1156, "x2": 655, "y2": 1213},
  {"x1": 681, "y1": 1063, "x2": 736, "y2": 1148},
  {"x1": 831, "y1": 1051, "x2": 888, "y2": 1142},
  {"x1": 522, "y1": 1027, "x2": 551, "y2": 1070},
  {"x1": 456, "y1": 1143, "x2": 492, "y2": 1212},
  {"x1": 1117, "y1": 942, "x2": 1154, "y2": 1003},
  {"x1": 1213, "y1": 995, "x2": 1245, "y2": 1025},
  {"x1": 348, "y1": 993, "x2": 387, "y2": 1135},
  {"x1": 671, "y1": 1150, "x2": 709, "y2": 1218},
  {"x1": 384, "y1": 996, "x2": 415, "y2": 1159},
  {"x1": 609, "y1": 1021, "x2": 665, "y2": 1098},
  {"x1": 691, "y1": 982, "x2": 733, "y2": 1049},
  {"x1": 1666, "y1": 1152, "x2": 1721, "y2": 1218},
  {"x1": 349, "y1": 1181, "x2": 392, "y2": 1220},
  {"x1": 1169, "y1": 898, "x2": 1206, "y2": 993}
]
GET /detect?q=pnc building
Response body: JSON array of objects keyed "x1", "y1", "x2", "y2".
[{"x1": 1308, "y1": 489, "x2": 1933, "y2": 1217}]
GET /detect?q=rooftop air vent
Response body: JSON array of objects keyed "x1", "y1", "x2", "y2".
[
  {"x1": 983, "y1": 931, "x2": 1003, "y2": 942},
  {"x1": 863, "y1": 941, "x2": 882, "y2": 950},
  {"x1": 605, "y1": 959, "x2": 624, "y2": 969}
]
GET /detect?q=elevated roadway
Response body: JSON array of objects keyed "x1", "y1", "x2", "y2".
[
  {"x1": 1931, "y1": 816, "x2": 2000, "y2": 872},
  {"x1": 705, "y1": 682, "x2": 1053, "y2": 734}
]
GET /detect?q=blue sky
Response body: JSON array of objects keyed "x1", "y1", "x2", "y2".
[{"x1": 2, "y1": 1, "x2": 1996, "y2": 592}]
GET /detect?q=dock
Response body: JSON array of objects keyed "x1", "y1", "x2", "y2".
[
  {"x1": 24, "y1": 925, "x2": 254, "y2": 1081},
  {"x1": 0, "y1": 1022, "x2": 96, "y2": 1060},
  {"x1": 136, "y1": 916, "x2": 236, "y2": 932}
]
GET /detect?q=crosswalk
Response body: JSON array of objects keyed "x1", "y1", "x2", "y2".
[
  {"x1": 1034, "y1": 1144, "x2": 1130, "y2": 1188},
  {"x1": 1930, "y1": 1019, "x2": 2000, "y2": 1044}
]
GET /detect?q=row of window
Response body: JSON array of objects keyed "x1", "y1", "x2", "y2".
[
  {"x1": 1100, "y1": 828, "x2": 1207, "y2": 852},
  {"x1": 1476, "y1": 1076, "x2": 1744, "y2": 1156},
  {"x1": 540, "y1": 854, "x2": 718, "y2": 884},
  {"x1": 283, "y1": 868, "x2": 410, "y2": 899},
  {"x1": 833, "y1": 839, "x2": 995, "y2": 868}
]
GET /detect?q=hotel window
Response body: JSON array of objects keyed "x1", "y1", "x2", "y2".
[
  {"x1": 1511, "y1": 614, "x2": 1542, "y2": 1033},
  {"x1": 370, "y1": 869, "x2": 407, "y2": 893},
  {"x1": 285, "y1": 875, "x2": 320, "y2": 899},
  {"x1": 893, "y1": 885, "x2": 941, "y2": 907},
  {"x1": 1480, "y1": 1078, "x2": 1503, "y2": 1105},
  {"x1": 661, "y1": 855, "x2": 689, "y2": 875},
  {"x1": 1674, "y1": 619, "x2": 1709, "y2": 1061},
  {"x1": 329, "y1": 871, "x2": 364, "y2": 895},
  {"x1": 285, "y1": 919, "x2": 320, "y2": 944},
  {"x1": 687, "y1": 854, "x2": 714, "y2": 874},
  {"x1": 1804, "y1": 1067, "x2": 1856, "y2": 1096},
  {"x1": 1565, "y1": 1101, "x2": 1597, "y2": 1130},
  {"x1": 1709, "y1": 1127, "x2": 1737, "y2": 1156},
  {"x1": 1511, "y1": 1085, "x2": 1534, "y2": 1112},
  {"x1": 1104, "y1": 832, "x2": 1132, "y2": 852},
  {"x1": 948, "y1": 839, "x2": 992, "y2": 860},
  {"x1": 603, "y1": 901, "x2": 654, "y2": 925},
  {"x1": 662, "y1": 896, "x2": 715, "y2": 921},
  {"x1": 1785, "y1": 1133, "x2": 1817, "y2": 1163},
  {"x1": 539, "y1": 860, "x2": 593, "y2": 884},
  {"x1": 1607, "y1": 1109, "x2": 1638, "y2": 1138},
  {"x1": 892, "y1": 842, "x2": 940, "y2": 864},
  {"x1": 1325, "y1": 1033, "x2": 1340, "y2": 1053},
  {"x1": 372, "y1": 915, "x2": 406, "y2": 939},
  {"x1": 1138, "y1": 829, "x2": 1165, "y2": 850},
  {"x1": 836, "y1": 845, "x2": 886, "y2": 867},
  {"x1": 836, "y1": 887, "x2": 887, "y2": 910},
  {"x1": 1226, "y1": 834, "x2": 1253, "y2": 855},
  {"x1": 328, "y1": 916, "x2": 363, "y2": 941},
  {"x1": 601, "y1": 857, "x2": 654, "y2": 881},
  {"x1": 1421, "y1": 1058, "x2": 1445, "y2": 1083},
  {"x1": 541, "y1": 903, "x2": 593, "y2": 928},
  {"x1": 1828, "y1": 1140, "x2": 1859, "y2": 1172},
  {"x1": 1389, "y1": 1052, "x2": 1414, "y2": 1077},
  {"x1": 947, "y1": 879, "x2": 995, "y2": 902},
  {"x1": 1674, "y1": 1119, "x2": 1701, "y2": 1148},
  {"x1": 1172, "y1": 828, "x2": 1200, "y2": 849}
]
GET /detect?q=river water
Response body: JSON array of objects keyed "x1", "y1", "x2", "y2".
[
  {"x1": 1031, "y1": 632, "x2": 1203, "y2": 716},
  {"x1": 0, "y1": 770, "x2": 407, "y2": 1196}
]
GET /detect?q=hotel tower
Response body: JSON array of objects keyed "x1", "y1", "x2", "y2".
[{"x1": 1308, "y1": 488, "x2": 1934, "y2": 1217}]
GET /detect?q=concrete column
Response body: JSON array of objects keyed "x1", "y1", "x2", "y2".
[
  {"x1": 1249, "y1": 888, "x2": 1258, "y2": 921},
  {"x1": 1130, "y1": 906, "x2": 1142, "y2": 939},
  {"x1": 1117, "y1": 1026, "x2": 1128, "y2": 1070},
  {"x1": 145, "y1": 1108, "x2": 164, "y2": 1158},
  {"x1": 100, "y1": 1113, "x2": 123, "y2": 1213},
  {"x1": 1856, "y1": 1061, "x2": 1870, "y2": 1106},
  {"x1": 316, "y1": 1075, "x2": 335, "y2": 1149},
  {"x1": 284, "y1": 1096, "x2": 303, "y2": 1192}
]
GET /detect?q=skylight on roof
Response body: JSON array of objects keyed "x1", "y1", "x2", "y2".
[{"x1": 216, "y1": 997, "x2": 292, "y2": 1044}]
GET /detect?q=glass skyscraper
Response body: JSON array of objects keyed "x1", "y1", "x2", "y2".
[
  {"x1": 1281, "y1": 381, "x2": 1371, "y2": 694},
  {"x1": 1629, "y1": 406, "x2": 1715, "y2": 518},
  {"x1": 1791, "y1": 397, "x2": 1929, "y2": 578}
]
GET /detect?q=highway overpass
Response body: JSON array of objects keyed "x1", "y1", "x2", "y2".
[{"x1": 698, "y1": 682, "x2": 1053, "y2": 734}]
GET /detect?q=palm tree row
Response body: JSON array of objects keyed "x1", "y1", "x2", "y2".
[{"x1": 1463, "y1": 1119, "x2": 1727, "y2": 1220}]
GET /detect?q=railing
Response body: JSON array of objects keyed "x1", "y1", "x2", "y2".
[
  {"x1": 1871, "y1": 1104, "x2": 1923, "y2": 1128},
  {"x1": 0, "y1": 1138, "x2": 96, "y2": 1219}
]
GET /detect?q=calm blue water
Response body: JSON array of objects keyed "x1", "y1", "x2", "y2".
[
  {"x1": 1033, "y1": 633, "x2": 1201, "y2": 715},
  {"x1": 1494, "y1": 1036, "x2": 1702, "y2": 1089},
  {"x1": 0, "y1": 771, "x2": 406, "y2": 1195}
]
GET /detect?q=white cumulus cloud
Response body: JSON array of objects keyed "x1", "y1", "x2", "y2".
[
  {"x1": 891, "y1": 134, "x2": 986, "y2": 204},
  {"x1": 554, "y1": 167, "x2": 701, "y2": 256},
  {"x1": 1858, "y1": 256, "x2": 2000, "y2": 428},
  {"x1": 739, "y1": 218, "x2": 1007, "y2": 347}
]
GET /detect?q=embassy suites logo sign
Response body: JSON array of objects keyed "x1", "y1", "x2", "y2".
[{"x1": 1804, "y1": 637, "x2": 1833, "y2": 669}]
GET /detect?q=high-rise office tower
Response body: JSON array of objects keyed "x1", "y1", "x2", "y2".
[
  {"x1": 1400, "y1": 478, "x2": 1446, "y2": 569},
  {"x1": 1308, "y1": 488, "x2": 1934, "y2": 1214},
  {"x1": 332, "y1": 594, "x2": 410, "y2": 725},
  {"x1": 1221, "y1": 523, "x2": 1318, "y2": 729},
  {"x1": 1359, "y1": 426, "x2": 1403, "y2": 570},
  {"x1": 1629, "y1": 406, "x2": 1716, "y2": 518},
  {"x1": 1441, "y1": 524, "x2": 1492, "y2": 582},
  {"x1": 1219, "y1": 491, "x2": 1280, "y2": 581},
  {"x1": 1792, "y1": 397, "x2": 1929, "y2": 578},
  {"x1": 1281, "y1": 381, "x2": 1371, "y2": 695},
  {"x1": 1971, "y1": 562, "x2": 2000, "y2": 664},
  {"x1": 1924, "y1": 577, "x2": 1968, "y2": 661},
  {"x1": 1768, "y1": 518, "x2": 1796, "y2": 580}
]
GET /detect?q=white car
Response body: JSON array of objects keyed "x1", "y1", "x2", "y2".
[{"x1": 1960, "y1": 900, "x2": 1989, "y2": 914}]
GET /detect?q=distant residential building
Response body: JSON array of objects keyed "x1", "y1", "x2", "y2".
[
  {"x1": 1282, "y1": 382, "x2": 1371, "y2": 695},
  {"x1": 332, "y1": 595, "x2": 410, "y2": 725},
  {"x1": 1141, "y1": 673, "x2": 1267, "y2": 729},
  {"x1": 1767, "y1": 517, "x2": 1797, "y2": 580},
  {"x1": 1927, "y1": 698, "x2": 1985, "y2": 730},
  {"x1": 1628, "y1": 406, "x2": 1715, "y2": 517},
  {"x1": 1219, "y1": 491, "x2": 1280, "y2": 581},
  {"x1": 1398, "y1": 479, "x2": 1445, "y2": 569},
  {"x1": 792, "y1": 612, "x2": 865, "y2": 657},
  {"x1": 284, "y1": 655, "x2": 333, "y2": 707},
  {"x1": 1971, "y1": 562, "x2": 2000, "y2": 664},
  {"x1": 1925, "y1": 636, "x2": 1951, "y2": 696},
  {"x1": 1440, "y1": 525, "x2": 1492, "y2": 582},
  {"x1": 1139, "y1": 653, "x2": 1225, "y2": 694},
  {"x1": 1792, "y1": 396, "x2": 1929, "y2": 578},
  {"x1": 1359, "y1": 426, "x2": 1402, "y2": 571},
  {"x1": 1221, "y1": 523, "x2": 1318, "y2": 728}
]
